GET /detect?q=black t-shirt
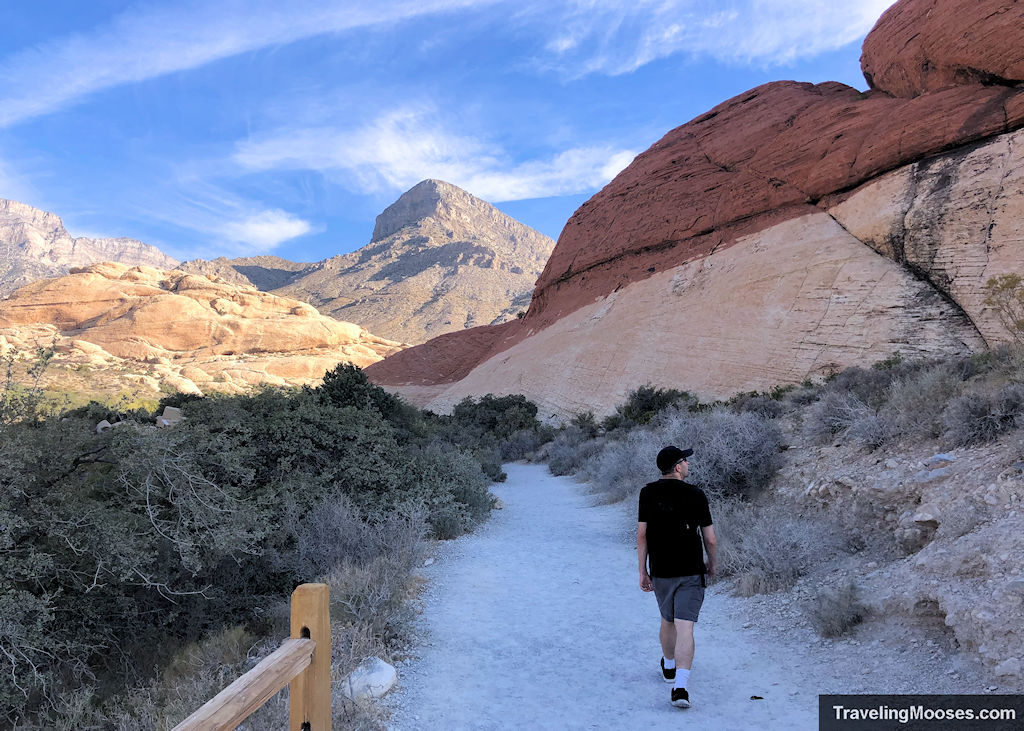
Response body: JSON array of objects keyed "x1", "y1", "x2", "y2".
[{"x1": 638, "y1": 479, "x2": 713, "y2": 578}]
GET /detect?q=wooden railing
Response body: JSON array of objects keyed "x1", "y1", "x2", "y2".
[{"x1": 173, "y1": 583, "x2": 332, "y2": 731}]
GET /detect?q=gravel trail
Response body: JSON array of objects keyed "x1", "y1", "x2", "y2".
[
  {"x1": 381, "y1": 464, "x2": 984, "y2": 729},
  {"x1": 385, "y1": 464, "x2": 824, "y2": 729}
]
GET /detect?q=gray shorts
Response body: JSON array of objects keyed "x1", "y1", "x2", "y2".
[{"x1": 652, "y1": 575, "x2": 705, "y2": 622}]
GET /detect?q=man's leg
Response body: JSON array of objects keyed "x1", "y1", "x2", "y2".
[
  {"x1": 659, "y1": 618, "x2": 676, "y2": 659},
  {"x1": 673, "y1": 619, "x2": 695, "y2": 669}
]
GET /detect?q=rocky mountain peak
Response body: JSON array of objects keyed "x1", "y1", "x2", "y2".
[
  {"x1": 371, "y1": 179, "x2": 503, "y2": 243},
  {"x1": 1, "y1": 198, "x2": 66, "y2": 237}
]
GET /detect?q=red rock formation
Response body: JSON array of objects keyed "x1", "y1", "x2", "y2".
[
  {"x1": 861, "y1": 0, "x2": 1024, "y2": 98},
  {"x1": 368, "y1": 0, "x2": 1024, "y2": 398},
  {"x1": 362, "y1": 321, "x2": 515, "y2": 386}
]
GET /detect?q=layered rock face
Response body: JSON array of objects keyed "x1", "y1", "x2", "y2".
[
  {"x1": 367, "y1": 0, "x2": 1024, "y2": 418},
  {"x1": 273, "y1": 180, "x2": 554, "y2": 344},
  {"x1": 781, "y1": 438, "x2": 1024, "y2": 685},
  {"x1": 861, "y1": 0, "x2": 1024, "y2": 97},
  {"x1": 0, "y1": 262, "x2": 402, "y2": 395},
  {"x1": 0, "y1": 199, "x2": 178, "y2": 296}
]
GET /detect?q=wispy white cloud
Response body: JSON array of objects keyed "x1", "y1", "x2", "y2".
[
  {"x1": 0, "y1": 0, "x2": 895, "y2": 130},
  {"x1": 112, "y1": 169, "x2": 317, "y2": 258},
  {"x1": 536, "y1": 0, "x2": 896, "y2": 76},
  {"x1": 219, "y1": 209, "x2": 313, "y2": 249},
  {"x1": 234, "y1": 106, "x2": 635, "y2": 201},
  {"x1": 0, "y1": 0, "x2": 501, "y2": 128}
]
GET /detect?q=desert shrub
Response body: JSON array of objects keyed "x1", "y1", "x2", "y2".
[
  {"x1": 319, "y1": 362, "x2": 401, "y2": 415},
  {"x1": 783, "y1": 382, "x2": 821, "y2": 407},
  {"x1": 0, "y1": 368, "x2": 506, "y2": 725},
  {"x1": 826, "y1": 364, "x2": 906, "y2": 410},
  {"x1": 983, "y1": 273, "x2": 1024, "y2": 344},
  {"x1": 728, "y1": 391, "x2": 786, "y2": 419},
  {"x1": 570, "y1": 411, "x2": 599, "y2": 437},
  {"x1": 61, "y1": 399, "x2": 153, "y2": 425},
  {"x1": 809, "y1": 581, "x2": 865, "y2": 637},
  {"x1": 579, "y1": 406, "x2": 784, "y2": 503},
  {"x1": 844, "y1": 410, "x2": 892, "y2": 450},
  {"x1": 1, "y1": 350, "x2": 54, "y2": 424},
  {"x1": 500, "y1": 425, "x2": 554, "y2": 461},
  {"x1": 654, "y1": 408, "x2": 785, "y2": 499},
  {"x1": 942, "y1": 384, "x2": 1024, "y2": 446},
  {"x1": 421, "y1": 393, "x2": 546, "y2": 479},
  {"x1": 546, "y1": 429, "x2": 605, "y2": 477},
  {"x1": 601, "y1": 384, "x2": 699, "y2": 432},
  {"x1": 715, "y1": 499, "x2": 844, "y2": 596},
  {"x1": 404, "y1": 443, "x2": 492, "y2": 538},
  {"x1": 586, "y1": 429, "x2": 656, "y2": 503},
  {"x1": 278, "y1": 494, "x2": 425, "y2": 580},
  {"x1": 803, "y1": 391, "x2": 873, "y2": 444},
  {"x1": 156, "y1": 391, "x2": 205, "y2": 412},
  {"x1": 885, "y1": 363, "x2": 963, "y2": 440}
]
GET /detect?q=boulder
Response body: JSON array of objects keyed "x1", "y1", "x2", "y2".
[{"x1": 340, "y1": 656, "x2": 397, "y2": 701}]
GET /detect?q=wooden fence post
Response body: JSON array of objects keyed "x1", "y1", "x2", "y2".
[{"x1": 289, "y1": 583, "x2": 331, "y2": 731}]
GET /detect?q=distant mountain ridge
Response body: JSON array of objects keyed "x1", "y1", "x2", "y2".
[
  {"x1": 3, "y1": 180, "x2": 555, "y2": 347},
  {"x1": 0, "y1": 198, "x2": 178, "y2": 297}
]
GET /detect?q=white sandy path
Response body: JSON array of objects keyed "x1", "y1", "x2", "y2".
[{"x1": 384, "y1": 463, "x2": 866, "y2": 729}]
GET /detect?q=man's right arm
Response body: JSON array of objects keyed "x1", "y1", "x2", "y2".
[
  {"x1": 701, "y1": 524, "x2": 717, "y2": 577},
  {"x1": 638, "y1": 522, "x2": 653, "y2": 592}
]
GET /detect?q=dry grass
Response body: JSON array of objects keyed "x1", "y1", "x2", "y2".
[
  {"x1": 809, "y1": 581, "x2": 865, "y2": 637},
  {"x1": 715, "y1": 498, "x2": 846, "y2": 596}
]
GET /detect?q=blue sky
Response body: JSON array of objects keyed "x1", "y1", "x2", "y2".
[{"x1": 0, "y1": 0, "x2": 895, "y2": 263}]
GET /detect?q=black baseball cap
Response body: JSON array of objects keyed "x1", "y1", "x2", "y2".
[{"x1": 657, "y1": 445, "x2": 694, "y2": 473}]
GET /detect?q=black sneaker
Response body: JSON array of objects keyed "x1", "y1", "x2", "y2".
[
  {"x1": 671, "y1": 687, "x2": 691, "y2": 708},
  {"x1": 660, "y1": 658, "x2": 675, "y2": 683}
]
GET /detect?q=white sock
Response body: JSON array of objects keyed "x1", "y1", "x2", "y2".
[
  {"x1": 663, "y1": 657, "x2": 676, "y2": 670},
  {"x1": 674, "y1": 668, "x2": 691, "y2": 689}
]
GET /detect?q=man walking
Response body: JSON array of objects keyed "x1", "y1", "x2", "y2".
[{"x1": 638, "y1": 445, "x2": 717, "y2": 708}]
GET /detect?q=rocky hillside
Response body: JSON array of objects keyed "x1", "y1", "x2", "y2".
[
  {"x1": 180, "y1": 180, "x2": 554, "y2": 345},
  {"x1": 0, "y1": 262, "x2": 402, "y2": 397},
  {"x1": 275, "y1": 180, "x2": 553, "y2": 344},
  {"x1": 0, "y1": 199, "x2": 178, "y2": 297},
  {"x1": 177, "y1": 255, "x2": 313, "y2": 290},
  {"x1": 367, "y1": 0, "x2": 1024, "y2": 420}
]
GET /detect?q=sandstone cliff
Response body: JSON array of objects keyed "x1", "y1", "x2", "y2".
[
  {"x1": 0, "y1": 199, "x2": 178, "y2": 297},
  {"x1": 0, "y1": 262, "x2": 402, "y2": 397},
  {"x1": 367, "y1": 0, "x2": 1024, "y2": 420}
]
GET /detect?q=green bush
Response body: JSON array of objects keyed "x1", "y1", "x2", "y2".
[
  {"x1": 405, "y1": 444, "x2": 492, "y2": 538},
  {"x1": 601, "y1": 384, "x2": 700, "y2": 432},
  {"x1": 0, "y1": 368, "x2": 525, "y2": 725},
  {"x1": 452, "y1": 394, "x2": 538, "y2": 437}
]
